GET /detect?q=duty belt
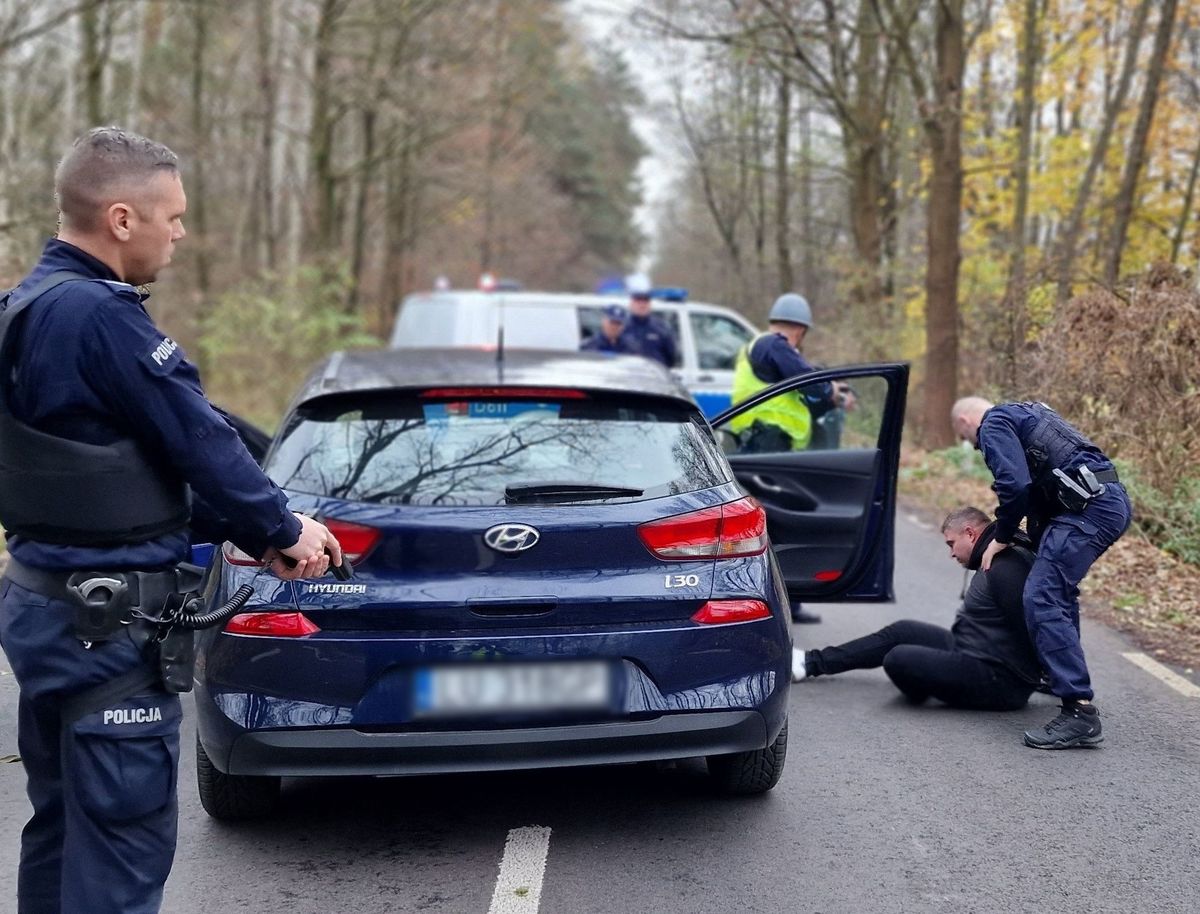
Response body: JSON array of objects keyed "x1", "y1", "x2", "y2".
[{"x1": 3, "y1": 557, "x2": 197, "y2": 615}]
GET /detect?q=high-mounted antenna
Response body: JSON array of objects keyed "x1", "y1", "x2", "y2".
[{"x1": 496, "y1": 301, "x2": 505, "y2": 383}]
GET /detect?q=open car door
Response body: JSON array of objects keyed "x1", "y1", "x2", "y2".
[{"x1": 710, "y1": 363, "x2": 908, "y2": 602}]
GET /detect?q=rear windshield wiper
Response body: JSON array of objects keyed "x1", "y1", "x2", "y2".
[{"x1": 505, "y1": 482, "x2": 644, "y2": 504}]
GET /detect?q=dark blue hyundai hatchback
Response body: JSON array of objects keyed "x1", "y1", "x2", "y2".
[{"x1": 194, "y1": 349, "x2": 907, "y2": 818}]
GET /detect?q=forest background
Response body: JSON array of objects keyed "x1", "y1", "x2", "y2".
[{"x1": 2, "y1": 0, "x2": 1199, "y2": 665}]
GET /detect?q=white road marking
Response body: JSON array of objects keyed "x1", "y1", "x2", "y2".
[
  {"x1": 488, "y1": 826, "x2": 551, "y2": 914},
  {"x1": 1122, "y1": 652, "x2": 1200, "y2": 698}
]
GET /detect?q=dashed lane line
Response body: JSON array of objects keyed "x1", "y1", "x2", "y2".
[
  {"x1": 1122, "y1": 652, "x2": 1200, "y2": 698},
  {"x1": 488, "y1": 826, "x2": 551, "y2": 914}
]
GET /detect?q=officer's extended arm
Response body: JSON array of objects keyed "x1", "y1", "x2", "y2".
[
  {"x1": 978, "y1": 413, "x2": 1032, "y2": 546},
  {"x1": 83, "y1": 294, "x2": 331, "y2": 574}
]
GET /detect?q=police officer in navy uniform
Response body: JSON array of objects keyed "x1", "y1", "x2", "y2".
[
  {"x1": 581, "y1": 304, "x2": 632, "y2": 353},
  {"x1": 729, "y1": 293, "x2": 853, "y2": 455},
  {"x1": 618, "y1": 273, "x2": 677, "y2": 367},
  {"x1": 0, "y1": 127, "x2": 343, "y2": 913},
  {"x1": 951, "y1": 396, "x2": 1131, "y2": 749},
  {"x1": 728, "y1": 293, "x2": 853, "y2": 626}
]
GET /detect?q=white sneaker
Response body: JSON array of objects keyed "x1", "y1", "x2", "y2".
[{"x1": 791, "y1": 648, "x2": 807, "y2": 682}]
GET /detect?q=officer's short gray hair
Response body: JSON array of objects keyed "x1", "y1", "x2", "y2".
[
  {"x1": 940, "y1": 506, "x2": 990, "y2": 534},
  {"x1": 55, "y1": 127, "x2": 179, "y2": 231}
]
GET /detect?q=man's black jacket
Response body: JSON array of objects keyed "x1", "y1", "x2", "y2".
[{"x1": 951, "y1": 523, "x2": 1042, "y2": 684}]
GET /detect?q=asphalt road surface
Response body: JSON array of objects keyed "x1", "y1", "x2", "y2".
[{"x1": 2, "y1": 513, "x2": 1198, "y2": 914}]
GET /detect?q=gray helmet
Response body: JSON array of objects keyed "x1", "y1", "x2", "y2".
[{"x1": 769, "y1": 293, "x2": 813, "y2": 327}]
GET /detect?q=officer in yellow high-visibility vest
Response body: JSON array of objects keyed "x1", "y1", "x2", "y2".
[
  {"x1": 729, "y1": 293, "x2": 854, "y2": 628},
  {"x1": 730, "y1": 293, "x2": 852, "y2": 453}
]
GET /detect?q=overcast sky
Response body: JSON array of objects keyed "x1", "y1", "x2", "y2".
[{"x1": 565, "y1": 0, "x2": 686, "y2": 268}]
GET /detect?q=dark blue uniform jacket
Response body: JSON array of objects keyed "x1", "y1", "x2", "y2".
[
  {"x1": 977, "y1": 402, "x2": 1114, "y2": 545},
  {"x1": 5, "y1": 239, "x2": 301, "y2": 570},
  {"x1": 580, "y1": 333, "x2": 632, "y2": 354},
  {"x1": 619, "y1": 313, "x2": 677, "y2": 367},
  {"x1": 748, "y1": 333, "x2": 834, "y2": 412}
]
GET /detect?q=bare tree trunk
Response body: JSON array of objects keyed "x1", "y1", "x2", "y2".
[
  {"x1": 774, "y1": 72, "x2": 793, "y2": 294},
  {"x1": 308, "y1": 0, "x2": 344, "y2": 257},
  {"x1": 255, "y1": 0, "x2": 278, "y2": 271},
  {"x1": 1102, "y1": 0, "x2": 1180, "y2": 286},
  {"x1": 1170, "y1": 135, "x2": 1200, "y2": 264},
  {"x1": 348, "y1": 108, "x2": 375, "y2": 312},
  {"x1": 921, "y1": 0, "x2": 965, "y2": 449},
  {"x1": 1055, "y1": 0, "x2": 1150, "y2": 299},
  {"x1": 190, "y1": 0, "x2": 211, "y2": 300},
  {"x1": 999, "y1": 0, "x2": 1042, "y2": 391},
  {"x1": 845, "y1": 0, "x2": 886, "y2": 333},
  {"x1": 79, "y1": 0, "x2": 106, "y2": 125}
]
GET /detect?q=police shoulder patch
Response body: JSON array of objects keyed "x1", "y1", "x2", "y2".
[{"x1": 141, "y1": 335, "x2": 184, "y2": 376}]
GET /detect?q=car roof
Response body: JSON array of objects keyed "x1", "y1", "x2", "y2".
[
  {"x1": 400, "y1": 289, "x2": 736, "y2": 313},
  {"x1": 292, "y1": 347, "x2": 697, "y2": 408}
]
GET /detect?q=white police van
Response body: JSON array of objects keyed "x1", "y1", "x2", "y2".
[{"x1": 389, "y1": 289, "x2": 758, "y2": 417}]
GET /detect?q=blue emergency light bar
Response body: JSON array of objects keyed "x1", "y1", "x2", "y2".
[{"x1": 649, "y1": 287, "x2": 688, "y2": 302}]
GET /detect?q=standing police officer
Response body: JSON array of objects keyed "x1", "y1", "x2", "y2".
[
  {"x1": 0, "y1": 127, "x2": 342, "y2": 913},
  {"x1": 580, "y1": 304, "x2": 632, "y2": 353},
  {"x1": 729, "y1": 292, "x2": 853, "y2": 626},
  {"x1": 618, "y1": 273, "x2": 677, "y2": 367},
  {"x1": 951, "y1": 397, "x2": 1131, "y2": 749},
  {"x1": 729, "y1": 293, "x2": 853, "y2": 453}
]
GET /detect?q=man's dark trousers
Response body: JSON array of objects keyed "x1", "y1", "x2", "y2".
[
  {"x1": 0, "y1": 579, "x2": 181, "y2": 914},
  {"x1": 1025, "y1": 484, "x2": 1131, "y2": 701}
]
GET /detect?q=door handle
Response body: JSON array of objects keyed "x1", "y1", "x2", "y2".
[
  {"x1": 697, "y1": 373, "x2": 715, "y2": 383},
  {"x1": 750, "y1": 474, "x2": 785, "y2": 493}
]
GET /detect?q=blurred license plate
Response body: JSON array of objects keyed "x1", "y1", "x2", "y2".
[{"x1": 414, "y1": 662, "x2": 609, "y2": 716}]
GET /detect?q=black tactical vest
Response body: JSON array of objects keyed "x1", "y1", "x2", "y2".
[
  {"x1": 0, "y1": 271, "x2": 191, "y2": 546},
  {"x1": 1020, "y1": 401, "x2": 1099, "y2": 494}
]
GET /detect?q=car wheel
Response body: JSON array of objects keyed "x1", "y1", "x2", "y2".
[
  {"x1": 706, "y1": 719, "x2": 788, "y2": 796},
  {"x1": 196, "y1": 735, "x2": 282, "y2": 820}
]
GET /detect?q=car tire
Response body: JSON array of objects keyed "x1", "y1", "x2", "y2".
[
  {"x1": 706, "y1": 719, "x2": 788, "y2": 796},
  {"x1": 196, "y1": 735, "x2": 282, "y2": 820}
]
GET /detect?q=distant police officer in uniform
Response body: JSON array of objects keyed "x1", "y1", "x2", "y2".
[
  {"x1": 728, "y1": 292, "x2": 853, "y2": 454},
  {"x1": 581, "y1": 304, "x2": 632, "y2": 353},
  {"x1": 618, "y1": 273, "x2": 677, "y2": 367},
  {"x1": 0, "y1": 127, "x2": 343, "y2": 914},
  {"x1": 951, "y1": 396, "x2": 1132, "y2": 749}
]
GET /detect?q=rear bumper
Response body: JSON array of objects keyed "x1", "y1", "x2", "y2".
[{"x1": 220, "y1": 710, "x2": 769, "y2": 777}]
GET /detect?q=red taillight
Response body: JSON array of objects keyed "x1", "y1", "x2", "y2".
[
  {"x1": 323, "y1": 518, "x2": 380, "y2": 563},
  {"x1": 692, "y1": 599, "x2": 771, "y2": 625},
  {"x1": 224, "y1": 612, "x2": 320, "y2": 637},
  {"x1": 222, "y1": 518, "x2": 380, "y2": 567},
  {"x1": 418, "y1": 387, "x2": 587, "y2": 399},
  {"x1": 638, "y1": 497, "x2": 768, "y2": 560},
  {"x1": 814, "y1": 570, "x2": 842, "y2": 582}
]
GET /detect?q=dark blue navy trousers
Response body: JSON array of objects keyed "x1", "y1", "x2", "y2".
[
  {"x1": 0, "y1": 579, "x2": 181, "y2": 914},
  {"x1": 1024, "y1": 485, "x2": 1132, "y2": 702}
]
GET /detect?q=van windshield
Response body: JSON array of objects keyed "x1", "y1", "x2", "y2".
[{"x1": 267, "y1": 394, "x2": 729, "y2": 506}]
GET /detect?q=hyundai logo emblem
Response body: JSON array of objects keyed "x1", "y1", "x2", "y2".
[{"x1": 483, "y1": 523, "x2": 541, "y2": 553}]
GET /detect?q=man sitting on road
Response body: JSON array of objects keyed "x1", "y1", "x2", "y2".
[{"x1": 792, "y1": 506, "x2": 1042, "y2": 711}]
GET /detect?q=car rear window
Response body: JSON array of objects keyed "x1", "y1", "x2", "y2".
[{"x1": 267, "y1": 393, "x2": 729, "y2": 505}]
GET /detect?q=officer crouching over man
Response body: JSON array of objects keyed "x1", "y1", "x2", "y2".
[
  {"x1": 950, "y1": 397, "x2": 1132, "y2": 749},
  {"x1": 0, "y1": 127, "x2": 344, "y2": 913}
]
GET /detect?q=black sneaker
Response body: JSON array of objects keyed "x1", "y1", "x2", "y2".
[
  {"x1": 1023, "y1": 703, "x2": 1103, "y2": 749},
  {"x1": 790, "y1": 603, "x2": 822, "y2": 624}
]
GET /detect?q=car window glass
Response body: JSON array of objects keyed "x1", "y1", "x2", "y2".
[
  {"x1": 714, "y1": 374, "x2": 888, "y2": 455},
  {"x1": 578, "y1": 306, "x2": 604, "y2": 344},
  {"x1": 690, "y1": 312, "x2": 753, "y2": 371},
  {"x1": 269, "y1": 395, "x2": 729, "y2": 505}
]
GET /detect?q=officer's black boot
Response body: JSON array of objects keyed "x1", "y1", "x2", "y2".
[
  {"x1": 790, "y1": 601, "x2": 822, "y2": 624},
  {"x1": 1023, "y1": 701, "x2": 1103, "y2": 749}
]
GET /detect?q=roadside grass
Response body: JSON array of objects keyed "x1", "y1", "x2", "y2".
[{"x1": 900, "y1": 445, "x2": 1200, "y2": 674}]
